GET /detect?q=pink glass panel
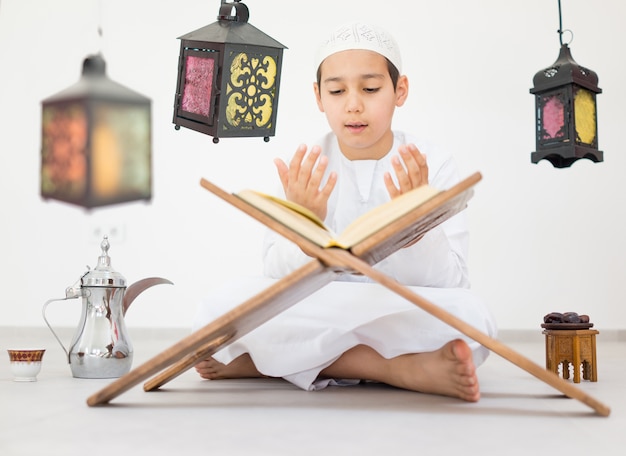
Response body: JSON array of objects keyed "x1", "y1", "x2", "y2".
[
  {"x1": 541, "y1": 96, "x2": 565, "y2": 140},
  {"x1": 182, "y1": 55, "x2": 214, "y2": 117}
]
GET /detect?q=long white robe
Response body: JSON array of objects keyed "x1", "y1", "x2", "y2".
[
  {"x1": 193, "y1": 278, "x2": 496, "y2": 390},
  {"x1": 192, "y1": 131, "x2": 497, "y2": 390},
  {"x1": 262, "y1": 132, "x2": 470, "y2": 288}
]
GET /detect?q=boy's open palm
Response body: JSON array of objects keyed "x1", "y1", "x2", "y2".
[
  {"x1": 384, "y1": 143, "x2": 429, "y2": 199},
  {"x1": 274, "y1": 144, "x2": 337, "y2": 222}
]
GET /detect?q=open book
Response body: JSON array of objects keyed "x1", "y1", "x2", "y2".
[{"x1": 235, "y1": 184, "x2": 441, "y2": 249}]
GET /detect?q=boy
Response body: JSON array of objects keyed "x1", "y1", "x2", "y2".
[{"x1": 194, "y1": 22, "x2": 496, "y2": 402}]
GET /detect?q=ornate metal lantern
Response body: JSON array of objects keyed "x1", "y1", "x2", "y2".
[
  {"x1": 530, "y1": 45, "x2": 602, "y2": 168},
  {"x1": 529, "y1": 1, "x2": 602, "y2": 168},
  {"x1": 172, "y1": 1, "x2": 286, "y2": 143},
  {"x1": 41, "y1": 54, "x2": 152, "y2": 209}
]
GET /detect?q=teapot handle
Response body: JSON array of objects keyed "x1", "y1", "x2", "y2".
[{"x1": 42, "y1": 297, "x2": 76, "y2": 363}]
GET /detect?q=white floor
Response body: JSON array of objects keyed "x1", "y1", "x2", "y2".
[{"x1": 1, "y1": 327, "x2": 623, "y2": 456}]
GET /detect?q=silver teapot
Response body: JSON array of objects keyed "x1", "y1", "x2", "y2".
[{"x1": 43, "y1": 236, "x2": 172, "y2": 379}]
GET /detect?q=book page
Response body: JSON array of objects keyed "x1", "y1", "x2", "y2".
[
  {"x1": 261, "y1": 193, "x2": 328, "y2": 230},
  {"x1": 236, "y1": 190, "x2": 336, "y2": 247},
  {"x1": 335, "y1": 184, "x2": 440, "y2": 248}
]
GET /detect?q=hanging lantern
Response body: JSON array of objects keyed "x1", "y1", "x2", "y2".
[
  {"x1": 41, "y1": 54, "x2": 152, "y2": 209},
  {"x1": 172, "y1": 0, "x2": 287, "y2": 143},
  {"x1": 529, "y1": 1, "x2": 602, "y2": 168}
]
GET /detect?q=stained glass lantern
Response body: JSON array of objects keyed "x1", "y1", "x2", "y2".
[
  {"x1": 530, "y1": 44, "x2": 602, "y2": 168},
  {"x1": 41, "y1": 54, "x2": 152, "y2": 209},
  {"x1": 173, "y1": 0, "x2": 286, "y2": 143}
]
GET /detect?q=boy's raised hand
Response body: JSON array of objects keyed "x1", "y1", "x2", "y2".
[
  {"x1": 383, "y1": 143, "x2": 429, "y2": 198},
  {"x1": 274, "y1": 144, "x2": 337, "y2": 221}
]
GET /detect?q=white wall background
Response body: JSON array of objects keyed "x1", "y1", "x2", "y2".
[{"x1": 0, "y1": 0, "x2": 624, "y2": 333}]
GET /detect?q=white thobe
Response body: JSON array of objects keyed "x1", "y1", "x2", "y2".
[
  {"x1": 262, "y1": 132, "x2": 469, "y2": 288},
  {"x1": 193, "y1": 131, "x2": 497, "y2": 390}
]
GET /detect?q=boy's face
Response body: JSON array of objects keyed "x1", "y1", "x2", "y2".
[{"x1": 314, "y1": 49, "x2": 408, "y2": 160}]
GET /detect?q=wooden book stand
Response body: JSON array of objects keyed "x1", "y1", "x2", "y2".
[{"x1": 86, "y1": 172, "x2": 610, "y2": 416}]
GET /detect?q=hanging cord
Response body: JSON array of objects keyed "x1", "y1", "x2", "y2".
[
  {"x1": 557, "y1": 0, "x2": 574, "y2": 45},
  {"x1": 96, "y1": 0, "x2": 104, "y2": 55}
]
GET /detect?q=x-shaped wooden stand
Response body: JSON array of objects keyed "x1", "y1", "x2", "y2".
[{"x1": 87, "y1": 173, "x2": 610, "y2": 416}]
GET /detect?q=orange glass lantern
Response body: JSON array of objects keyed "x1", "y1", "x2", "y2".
[
  {"x1": 41, "y1": 54, "x2": 152, "y2": 209},
  {"x1": 172, "y1": 1, "x2": 286, "y2": 143}
]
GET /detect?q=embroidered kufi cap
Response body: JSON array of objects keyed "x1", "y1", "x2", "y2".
[{"x1": 314, "y1": 22, "x2": 402, "y2": 74}]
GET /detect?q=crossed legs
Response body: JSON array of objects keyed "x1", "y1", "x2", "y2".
[{"x1": 195, "y1": 338, "x2": 480, "y2": 402}]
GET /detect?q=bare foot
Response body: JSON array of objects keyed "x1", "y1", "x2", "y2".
[
  {"x1": 195, "y1": 354, "x2": 266, "y2": 380},
  {"x1": 320, "y1": 339, "x2": 480, "y2": 402},
  {"x1": 399, "y1": 339, "x2": 480, "y2": 402}
]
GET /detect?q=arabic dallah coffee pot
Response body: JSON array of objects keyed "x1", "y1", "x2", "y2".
[{"x1": 43, "y1": 236, "x2": 172, "y2": 378}]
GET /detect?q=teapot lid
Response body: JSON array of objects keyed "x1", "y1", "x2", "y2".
[{"x1": 81, "y1": 236, "x2": 126, "y2": 288}]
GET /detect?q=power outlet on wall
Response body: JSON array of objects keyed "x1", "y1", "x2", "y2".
[{"x1": 89, "y1": 224, "x2": 126, "y2": 244}]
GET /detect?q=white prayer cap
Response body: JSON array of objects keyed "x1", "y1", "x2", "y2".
[{"x1": 314, "y1": 22, "x2": 402, "y2": 74}]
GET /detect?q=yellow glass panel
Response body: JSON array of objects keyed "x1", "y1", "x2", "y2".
[
  {"x1": 574, "y1": 88, "x2": 596, "y2": 144},
  {"x1": 92, "y1": 104, "x2": 151, "y2": 200},
  {"x1": 226, "y1": 52, "x2": 276, "y2": 129},
  {"x1": 92, "y1": 123, "x2": 122, "y2": 198}
]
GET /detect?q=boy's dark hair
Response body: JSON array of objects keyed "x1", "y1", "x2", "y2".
[{"x1": 316, "y1": 58, "x2": 401, "y2": 90}]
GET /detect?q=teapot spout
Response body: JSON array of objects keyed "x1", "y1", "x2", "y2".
[{"x1": 123, "y1": 277, "x2": 173, "y2": 315}]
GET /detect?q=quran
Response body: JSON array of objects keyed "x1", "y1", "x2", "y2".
[{"x1": 236, "y1": 184, "x2": 440, "y2": 249}]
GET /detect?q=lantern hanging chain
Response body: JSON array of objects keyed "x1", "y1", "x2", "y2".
[
  {"x1": 97, "y1": 0, "x2": 103, "y2": 55},
  {"x1": 557, "y1": 0, "x2": 574, "y2": 46}
]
